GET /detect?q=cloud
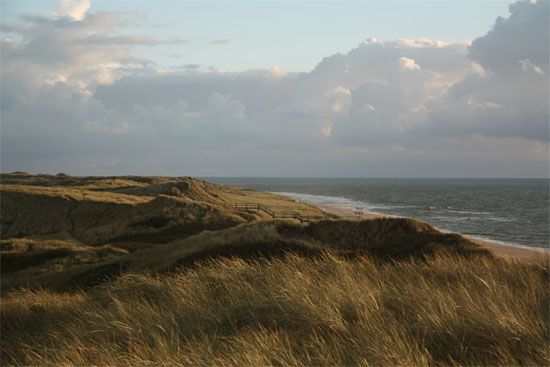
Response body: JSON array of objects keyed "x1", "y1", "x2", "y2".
[
  {"x1": 95, "y1": 38, "x2": 455, "y2": 149},
  {"x1": 416, "y1": 0, "x2": 549, "y2": 142},
  {"x1": 1, "y1": 1, "x2": 548, "y2": 177},
  {"x1": 304, "y1": 37, "x2": 471, "y2": 147},
  {"x1": 55, "y1": 0, "x2": 91, "y2": 21},
  {"x1": 0, "y1": 10, "x2": 186, "y2": 90},
  {"x1": 79, "y1": 35, "x2": 186, "y2": 46},
  {"x1": 469, "y1": 0, "x2": 548, "y2": 75},
  {"x1": 210, "y1": 38, "x2": 231, "y2": 45},
  {"x1": 519, "y1": 59, "x2": 544, "y2": 75},
  {"x1": 399, "y1": 57, "x2": 421, "y2": 71}
]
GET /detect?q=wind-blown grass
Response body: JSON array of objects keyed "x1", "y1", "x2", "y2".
[
  {"x1": 1, "y1": 218, "x2": 490, "y2": 291},
  {"x1": 2, "y1": 253, "x2": 548, "y2": 366}
]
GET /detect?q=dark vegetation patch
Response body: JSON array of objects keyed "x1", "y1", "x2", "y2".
[
  {"x1": 1, "y1": 249, "x2": 73, "y2": 274},
  {"x1": 113, "y1": 218, "x2": 241, "y2": 244},
  {"x1": 67, "y1": 261, "x2": 128, "y2": 289},
  {"x1": 173, "y1": 240, "x2": 324, "y2": 269},
  {"x1": 107, "y1": 242, "x2": 161, "y2": 252},
  {"x1": 277, "y1": 219, "x2": 492, "y2": 260},
  {"x1": 129, "y1": 216, "x2": 171, "y2": 229}
]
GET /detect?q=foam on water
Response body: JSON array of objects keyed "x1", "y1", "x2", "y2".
[{"x1": 274, "y1": 191, "x2": 400, "y2": 216}]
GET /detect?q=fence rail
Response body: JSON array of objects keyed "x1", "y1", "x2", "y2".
[
  {"x1": 223, "y1": 202, "x2": 325, "y2": 222},
  {"x1": 339, "y1": 215, "x2": 363, "y2": 221}
]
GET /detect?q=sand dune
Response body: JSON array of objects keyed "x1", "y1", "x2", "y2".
[{"x1": 315, "y1": 203, "x2": 548, "y2": 261}]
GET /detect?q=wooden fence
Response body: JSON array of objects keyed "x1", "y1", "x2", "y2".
[{"x1": 223, "y1": 202, "x2": 325, "y2": 222}]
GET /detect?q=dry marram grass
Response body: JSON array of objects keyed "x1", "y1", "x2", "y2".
[{"x1": 2, "y1": 254, "x2": 548, "y2": 366}]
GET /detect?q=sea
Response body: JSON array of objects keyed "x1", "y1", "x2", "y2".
[{"x1": 206, "y1": 178, "x2": 550, "y2": 250}]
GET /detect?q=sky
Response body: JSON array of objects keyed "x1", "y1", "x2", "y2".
[
  {"x1": 0, "y1": 0, "x2": 548, "y2": 177},
  {"x1": 1, "y1": 0, "x2": 514, "y2": 72}
]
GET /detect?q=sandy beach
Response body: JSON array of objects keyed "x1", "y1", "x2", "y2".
[{"x1": 315, "y1": 203, "x2": 549, "y2": 261}]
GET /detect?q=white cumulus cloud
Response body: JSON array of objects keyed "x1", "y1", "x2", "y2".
[
  {"x1": 399, "y1": 57, "x2": 421, "y2": 71},
  {"x1": 55, "y1": 0, "x2": 91, "y2": 21}
]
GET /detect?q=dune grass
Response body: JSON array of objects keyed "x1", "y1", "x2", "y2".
[
  {"x1": 1, "y1": 218, "x2": 490, "y2": 291},
  {"x1": 0, "y1": 237, "x2": 128, "y2": 280},
  {"x1": 2, "y1": 253, "x2": 548, "y2": 366},
  {"x1": 0, "y1": 184, "x2": 152, "y2": 204}
]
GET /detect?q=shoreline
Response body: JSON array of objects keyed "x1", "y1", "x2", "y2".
[{"x1": 310, "y1": 202, "x2": 549, "y2": 261}]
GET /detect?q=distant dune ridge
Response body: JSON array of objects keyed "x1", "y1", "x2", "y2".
[
  {"x1": 1, "y1": 173, "x2": 548, "y2": 366},
  {"x1": 1, "y1": 174, "x2": 244, "y2": 244}
]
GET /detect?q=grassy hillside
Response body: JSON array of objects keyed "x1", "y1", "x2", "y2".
[
  {"x1": 2, "y1": 253, "x2": 548, "y2": 366},
  {"x1": 0, "y1": 173, "x2": 329, "y2": 290},
  {"x1": 1, "y1": 173, "x2": 548, "y2": 366},
  {"x1": 1, "y1": 218, "x2": 490, "y2": 291}
]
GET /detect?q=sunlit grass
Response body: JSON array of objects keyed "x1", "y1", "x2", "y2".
[{"x1": 2, "y1": 253, "x2": 548, "y2": 366}]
